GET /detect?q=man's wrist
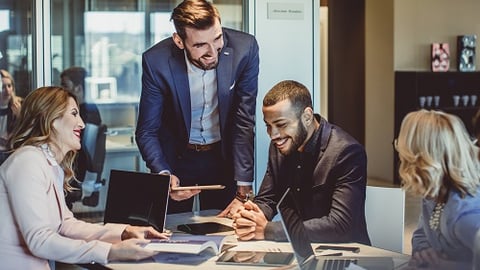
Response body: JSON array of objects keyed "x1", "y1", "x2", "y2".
[
  {"x1": 235, "y1": 185, "x2": 254, "y2": 203},
  {"x1": 158, "y1": 169, "x2": 171, "y2": 175}
]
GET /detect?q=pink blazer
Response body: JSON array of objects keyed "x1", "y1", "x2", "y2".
[{"x1": 0, "y1": 146, "x2": 127, "y2": 270}]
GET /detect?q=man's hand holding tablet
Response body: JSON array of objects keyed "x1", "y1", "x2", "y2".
[
  {"x1": 168, "y1": 174, "x2": 202, "y2": 201},
  {"x1": 168, "y1": 174, "x2": 224, "y2": 201}
]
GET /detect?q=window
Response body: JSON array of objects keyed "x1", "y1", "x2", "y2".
[{"x1": 51, "y1": 0, "x2": 245, "y2": 129}]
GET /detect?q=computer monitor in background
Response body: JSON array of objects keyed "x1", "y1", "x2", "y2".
[{"x1": 85, "y1": 77, "x2": 117, "y2": 102}]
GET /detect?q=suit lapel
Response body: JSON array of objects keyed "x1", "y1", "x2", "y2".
[
  {"x1": 169, "y1": 49, "x2": 191, "y2": 135},
  {"x1": 312, "y1": 117, "x2": 333, "y2": 187},
  {"x1": 216, "y1": 46, "x2": 234, "y2": 133}
]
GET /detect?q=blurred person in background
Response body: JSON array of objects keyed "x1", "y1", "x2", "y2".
[{"x1": 0, "y1": 69, "x2": 22, "y2": 164}]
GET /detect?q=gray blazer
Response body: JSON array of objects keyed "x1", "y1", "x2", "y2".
[{"x1": 412, "y1": 187, "x2": 480, "y2": 262}]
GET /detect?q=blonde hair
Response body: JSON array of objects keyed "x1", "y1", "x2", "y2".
[
  {"x1": 0, "y1": 69, "x2": 16, "y2": 93},
  {"x1": 9, "y1": 86, "x2": 79, "y2": 190},
  {"x1": 0, "y1": 69, "x2": 19, "y2": 106},
  {"x1": 396, "y1": 109, "x2": 480, "y2": 202}
]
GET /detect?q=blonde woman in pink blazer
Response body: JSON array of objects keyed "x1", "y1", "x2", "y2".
[{"x1": 0, "y1": 86, "x2": 167, "y2": 269}]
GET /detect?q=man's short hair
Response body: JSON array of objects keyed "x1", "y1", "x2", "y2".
[
  {"x1": 170, "y1": 0, "x2": 221, "y2": 40},
  {"x1": 263, "y1": 80, "x2": 313, "y2": 117},
  {"x1": 60, "y1": 66, "x2": 87, "y2": 89}
]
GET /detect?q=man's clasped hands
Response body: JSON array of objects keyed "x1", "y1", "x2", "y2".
[{"x1": 231, "y1": 201, "x2": 269, "y2": 241}]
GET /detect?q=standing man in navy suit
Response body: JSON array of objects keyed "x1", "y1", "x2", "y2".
[{"x1": 136, "y1": 0, "x2": 259, "y2": 215}]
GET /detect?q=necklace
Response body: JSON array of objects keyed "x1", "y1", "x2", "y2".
[
  {"x1": 40, "y1": 143, "x2": 56, "y2": 159},
  {"x1": 429, "y1": 202, "x2": 445, "y2": 231}
]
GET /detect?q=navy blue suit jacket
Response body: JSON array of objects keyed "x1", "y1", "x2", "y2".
[{"x1": 136, "y1": 28, "x2": 259, "y2": 183}]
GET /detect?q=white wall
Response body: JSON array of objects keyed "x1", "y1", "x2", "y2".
[
  {"x1": 250, "y1": 0, "x2": 320, "y2": 190},
  {"x1": 394, "y1": 0, "x2": 480, "y2": 71},
  {"x1": 319, "y1": 7, "x2": 328, "y2": 118},
  {"x1": 365, "y1": 0, "x2": 480, "y2": 184}
]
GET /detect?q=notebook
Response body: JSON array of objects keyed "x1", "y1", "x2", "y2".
[
  {"x1": 277, "y1": 187, "x2": 396, "y2": 270},
  {"x1": 104, "y1": 169, "x2": 171, "y2": 232}
]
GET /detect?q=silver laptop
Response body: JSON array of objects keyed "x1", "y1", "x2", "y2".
[
  {"x1": 276, "y1": 187, "x2": 395, "y2": 270},
  {"x1": 104, "y1": 169, "x2": 171, "y2": 232}
]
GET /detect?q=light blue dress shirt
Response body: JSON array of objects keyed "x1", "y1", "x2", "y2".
[{"x1": 185, "y1": 53, "x2": 221, "y2": 145}]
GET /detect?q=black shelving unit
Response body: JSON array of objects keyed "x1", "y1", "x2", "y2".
[{"x1": 394, "y1": 71, "x2": 480, "y2": 184}]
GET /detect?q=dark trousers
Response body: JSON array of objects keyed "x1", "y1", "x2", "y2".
[{"x1": 168, "y1": 146, "x2": 235, "y2": 214}]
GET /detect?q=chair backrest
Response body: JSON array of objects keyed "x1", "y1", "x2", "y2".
[
  {"x1": 474, "y1": 228, "x2": 480, "y2": 270},
  {"x1": 81, "y1": 123, "x2": 107, "y2": 180},
  {"x1": 365, "y1": 185, "x2": 405, "y2": 253}
]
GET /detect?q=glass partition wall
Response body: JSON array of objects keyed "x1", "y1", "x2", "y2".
[
  {"x1": 51, "y1": 0, "x2": 244, "y2": 131},
  {"x1": 0, "y1": 1, "x2": 34, "y2": 98},
  {"x1": 0, "y1": 0, "x2": 245, "y2": 216}
]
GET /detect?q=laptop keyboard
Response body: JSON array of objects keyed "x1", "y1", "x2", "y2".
[{"x1": 323, "y1": 259, "x2": 358, "y2": 270}]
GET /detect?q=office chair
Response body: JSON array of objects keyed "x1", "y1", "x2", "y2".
[
  {"x1": 365, "y1": 185, "x2": 405, "y2": 253},
  {"x1": 80, "y1": 123, "x2": 107, "y2": 207}
]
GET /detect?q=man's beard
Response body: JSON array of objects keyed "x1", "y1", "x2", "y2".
[
  {"x1": 186, "y1": 49, "x2": 219, "y2": 70},
  {"x1": 281, "y1": 122, "x2": 308, "y2": 156}
]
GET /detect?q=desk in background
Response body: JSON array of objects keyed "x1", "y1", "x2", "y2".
[{"x1": 107, "y1": 210, "x2": 410, "y2": 270}]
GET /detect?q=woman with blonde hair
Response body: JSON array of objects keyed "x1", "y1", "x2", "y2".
[
  {"x1": 396, "y1": 109, "x2": 480, "y2": 269},
  {"x1": 0, "y1": 69, "x2": 22, "y2": 163},
  {"x1": 0, "y1": 86, "x2": 167, "y2": 269}
]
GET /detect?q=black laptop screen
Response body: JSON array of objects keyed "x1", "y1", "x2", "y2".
[{"x1": 104, "y1": 169, "x2": 170, "y2": 232}]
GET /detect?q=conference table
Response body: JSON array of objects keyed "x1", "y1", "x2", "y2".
[{"x1": 106, "y1": 210, "x2": 411, "y2": 270}]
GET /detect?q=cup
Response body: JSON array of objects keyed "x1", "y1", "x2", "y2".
[
  {"x1": 434, "y1": 96, "x2": 440, "y2": 107},
  {"x1": 462, "y1": 95, "x2": 469, "y2": 107},
  {"x1": 471, "y1": 95, "x2": 478, "y2": 106},
  {"x1": 426, "y1": 96, "x2": 433, "y2": 107},
  {"x1": 419, "y1": 96, "x2": 426, "y2": 108},
  {"x1": 452, "y1": 95, "x2": 460, "y2": 107}
]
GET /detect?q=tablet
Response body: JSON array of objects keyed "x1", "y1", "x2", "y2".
[
  {"x1": 177, "y1": 222, "x2": 234, "y2": 235},
  {"x1": 216, "y1": 251, "x2": 294, "y2": 267},
  {"x1": 171, "y1": 185, "x2": 225, "y2": 191}
]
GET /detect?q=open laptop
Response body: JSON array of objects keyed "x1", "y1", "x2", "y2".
[
  {"x1": 277, "y1": 187, "x2": 396, "y2": 270},
  {"x1": 104, "y1": 169, "x2": 170, "y2": 232}
]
